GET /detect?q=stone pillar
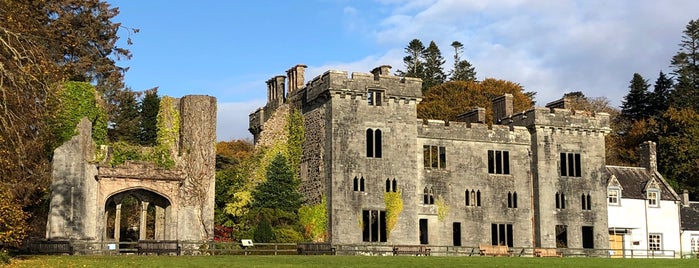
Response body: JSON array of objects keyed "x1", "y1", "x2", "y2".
[
  {"x1": 140, "y1": 201, "x2": 149, "y2": 240},
  {"x1": 114, "y1": 203, "x2": 122, "y2": 242},
  {"x1": 103, "y1": 209, "x2": 109, "y2": 240},
  {"x1": 155, "y1": 206, "x2": 165, "y2": 239}
]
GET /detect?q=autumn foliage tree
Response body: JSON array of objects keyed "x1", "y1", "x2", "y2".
[{"x1": 417, "y1": 79, "x2": 534, "y2": 123}]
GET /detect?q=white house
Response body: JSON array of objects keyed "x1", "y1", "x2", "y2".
[
  {"x1": 680, "y1": 190, "x2": 699, "y2": 257},
  {"x1": 607, "y1": 141, "x2": 681, "y2": 258}
]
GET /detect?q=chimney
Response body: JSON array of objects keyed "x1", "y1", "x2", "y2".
[
  {"x1": 683, "y1": 190, "x2": 690, "y2": 207},
  {"x1": 371, "y1": 65, "x2": 392, "y2": 80},
  {"x1": 266, "y1": 79, "x2": 273, "y2": 103},
  {"x1": 545, "y1": 97, "x2": 570, "y2": 110},
  {"x1": 492, "y1": 94, "x2": 513, "y2": 123},
  {"x1": 456, "y1": 107, "x2": 485, "y2": 125},
  {"x1": 639, "y1": 141, "x2": 657, "y2": 172},
  {"x1": 286, "y1": 64, "x2": 307, "y2": 94},
  {"x1": 274, "y1": 75, "x2": 286, "y2": 105}
]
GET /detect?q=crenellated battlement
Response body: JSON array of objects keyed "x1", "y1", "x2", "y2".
[
  {"x1": 509, "y1": 106, "x2": 611, "y2": 134},
  {"x1": 417, "y1": 118, "x2": 530, "y2": 144}
]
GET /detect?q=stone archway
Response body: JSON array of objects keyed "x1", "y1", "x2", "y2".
[{"x1": 104, "y1": 188, "x2": 172, "y2": 242}]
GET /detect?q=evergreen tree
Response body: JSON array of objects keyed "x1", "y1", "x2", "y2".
[
  {"x1": 421, "y1": 41, "x2": 446, "y2": 93},
  {"x1": 396, "y1": 39, "x2": 425, "y2": 79},
  {"x1": 251, "y1": 154, "x2": 303, "y2": 213},
  {"x1": 669, "y1": 19, "x2": 699, "y2": 110},
  {"x1": 449, "y1": 41, "x2": 477, "y2": 82},
  {"x1": 139, "y1": 88, "x2": 160, "y2": 145},
  {"x1": 109, "y1": 88, "x2": 141, "y2": 143},
  {"x1": 649, "y1": 71, "x2": 673, "y2": 118},
  {"x1": 620, "y1": 73, "x2": 652, "y2": 122}
]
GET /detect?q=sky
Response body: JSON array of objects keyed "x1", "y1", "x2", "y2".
[{"x1": 109, "y1": 0, "x2": 699, "y2": 141}]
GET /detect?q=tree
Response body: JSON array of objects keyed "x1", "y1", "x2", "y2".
[
  {"x1": 0, "y1": 185, "x2": 29, "y2": 248},
  {"x1": 649, "y1": 71, "x2": 673, "y2": 118},
  {"x1": 139, "y1": 88, "x2": 160, "y2": 145},
  {"x1": 670, "y1": 19, "x2": 699, "y2": 110},
  {"x1": 417, "y1": 79, "x2": 534, "y2": 123},
  {"x1": 108, "y1": 88, "x2": 141, "y2": 143},
  {"x1": 449, "y1": 41, "x2": 477, "y2": 82},
  {"x1": 251, "y1": 154, "x2": 303, "y2": 212},
  {"x1": 658, "y1": 107, "x2": 699, "y2": 198},
  {"x1": 620, "y1": 73, "x2": 652, "y2": 122},
  {"x1": 421, "y1": 41, "x2": 447, "y2": 93},
  {"x1": 396, "y1": 39, "x2": 425, "y2": 79}
]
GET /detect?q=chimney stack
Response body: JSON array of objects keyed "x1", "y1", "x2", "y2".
[
  {"x1": 683, "y1": 190, "x2": 690, "y2": 207},
  {"x1": 639, "y1": 141, "x2": 657, "y2": 172},
  {"x1": 492, "y1": 94, "x2": 513, "y2": 123},
  {"x1": 286, "y1": 64, "x2": 307, "y2": 94},
  {"x1": 371, "y1": 65, "x2": 392, "y2": 80}
]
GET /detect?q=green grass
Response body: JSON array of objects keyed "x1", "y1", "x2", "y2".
[{"x1": 5, "y1": 255, "x2": 699, "y2": 268}]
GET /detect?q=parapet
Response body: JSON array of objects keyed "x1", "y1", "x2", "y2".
[{"x1": 418, "y1": 118, "x2": 530, "y2": 144}]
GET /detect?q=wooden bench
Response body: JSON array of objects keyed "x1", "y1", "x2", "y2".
[
  {"x1": 27, "y1": 240, "x2": 74, "y2": 255},
  {"x1": 297, "y1": 242, "x2": 336, "y2": 255},
  {"x1": 534, "y1": 248, "x2": 563, "y2": 257},
  {"x1": 479, "y1": 244, "x2": 510, "y2": 256},
  {"x1": 137, "y1": 240, "x2": 181, "y2": 255},
  {"x1": 392, "y1": 245, "x2": 431, "y2": 256}
]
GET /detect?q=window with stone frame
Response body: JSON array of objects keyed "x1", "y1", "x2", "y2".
[
  {"x1": 555, "y1": 192, "x2": 566, "y2": 209},
  {"x1": 608, "y1": 188, "x2": 620, "y2": 205},
  {"x1": 362, "y1": 209, "x2": 387, "y2": 242},
  {"x1": 491, "y1": 223, "x2": 513, "y2": 247},
  {"x1": 581, "y1": 193, "x2": 591, "y2": 210},
  {"x1": 560, "y1": 152, "x2": 582, "y2": 177},
  {"x1": 424, "y1": 187, "x2": 435, "y2": 205},
  {"x1": 353, "y1": 176, "x2": 365, "y2": 192},
  {"x1": 366, "y1": 128, "x2": 382, "y2": 158},
  {"x1": 465, "y1": 189, "x2": 481, "y2": 207},
  {"x1": 647, "y1": 189, "x2": 660, "y2": 207},
  {"x1": 691, "y1": 235, "x2": 699, "y2": 253},
  {"x1": 507, "y1": 192, "x2": 517, "y2": 208},
  {"x1": 648, "y1": 233, "x2": 662, "y2": 251},
  {"x1": 367, "y1": 89, "x2": 383, "y2": 106},
  {"x1": 385, "y1": 178, "x2": 397, "y2": 192},
  {"x1": 423, "y1": 145, "x2": 446, "y2": 169},
  {"x1": 488, "y1": 150, "x2": 510, "y2": 175}
]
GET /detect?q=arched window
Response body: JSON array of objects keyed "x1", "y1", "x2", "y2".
[
  {"x1": 476, "y1": 190, "x2": 481, "y2": 206},
  {"x1": 392, "y1": 179, "x2": 397, "y2": 192},
  {"x1": 360, "y1": 176, "x2": 365, "y2": 192},
  {"x1": 424, "y1": 187, "x2": 430, "y2": 204},
  {"x1": 513, "y1": 192, "x2": 517, "y2": 208},
  {"x1": 366, "y1": 129, "x2": 374, "y2": 157},
  {"x1": 386, "y1": 179, "x2": 391, "y2": 193},
  {"x1": 374, "y1": 129, "x2": 382, "y2": 158},
  {"x1": 353, "y1": 176, "x2": 358, "y2": 191}
]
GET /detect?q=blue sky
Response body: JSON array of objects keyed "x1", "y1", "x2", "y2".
[{"x1": 110, "y1": 0, "x2": 699, "y2": 141}]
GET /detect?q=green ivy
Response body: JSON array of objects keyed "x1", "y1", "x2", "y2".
[
  {"x1": 384, "y1": 191, "x2": 403, "y2": 238},
  {"x1": 156, "y1": 96, "x2": 180, "y2": 152},
  {"x1": 299, "y1": 196, "x2": 327, "y2": 241},
  {"x1": 49, "y1": 81, "x2": 108, "y2": 153},
  {"x1": 286, "y1": 109, "x2": 305, "y2": 178},
  {"x1": 436, "y1": 195, "x2": 449, "y2": 222}
]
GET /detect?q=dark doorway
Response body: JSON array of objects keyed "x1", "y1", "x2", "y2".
[
  {"x1": 452, "y1": 222, "x2": 462, "y2": 246},
  {"x1": 419, "y1": 219, "x2": 428, "y2": 244},
  {"x1": 556, "y1": 225, "x2": 568, "y2": 248},
  {"x1": 582, "y1": 226, "x2": 594, "y2": 249}
]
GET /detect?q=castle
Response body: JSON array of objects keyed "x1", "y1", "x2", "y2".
[{"x1": 250, "y1": 65, "x2": 612, "y2": 249}]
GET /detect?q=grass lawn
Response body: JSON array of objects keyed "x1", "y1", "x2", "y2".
[{"x1": 5, "y1": 255, "x2": 699, "y2": 268}]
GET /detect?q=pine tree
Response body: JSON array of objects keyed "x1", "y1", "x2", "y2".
[
  {"x1": 109, "y1": 88, "x2": 141, "y2": 143},
  {"x1": 449, "y1": 41, "x2": 477, "y2": 82},
  {"x1": 620, "y1": 73, "x2": 652, "y2": 122},
  {"x1": 421, "y1": 41, "x2": 446, "y2": 93},
  {"x1": 649, "y1": 71, "x2": 673, "y2": 118},
  {"x1": 669, "y1": 19, "x2": 699, "y2": 110},
  {"x1": 139, "y1": 88, "x2": 160, "y2": 145},
  {"x1": 252, "y1": 154, "x2": 303, "y2": 213},
  {"x1": 396, "y1": 39, "x2": 425, "y2": 79}
]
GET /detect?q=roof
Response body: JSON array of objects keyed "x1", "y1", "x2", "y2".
[
  {"x1": 681, "y1": 201, "x2": 699, "y2": 230},
  {"x1": 606, "y1": 166, "x2": 679, "y2": 201}
]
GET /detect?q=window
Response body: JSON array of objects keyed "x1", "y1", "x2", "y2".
[
  {"x1": 691, "y1": 235, "x2": 699, "y2": 253},
  {"x1": 556, "y1": 192, "x2": 566, "y2": 209},
  {"x1": 367, "y1": 90, "x2": 383, "y2": 106},
  {"x1": 648, "y1": 233, "x2": 662, "y2": 251},
  {"x1": 507, "y1": 192, "x2": 518, "y2": 208},
  {"x1": 560, "y1": 153, "x2": 582, "y2": 177},
  {"x1": 647, "y1": 190, "x2": 660, "y2": 207},
  {"x1": 582, "y1": 226, "x2": 594, "y2": 249},
  {"x1": 465, "y1": 189, "x2": 481, "y2": 207},
  {"x1": 385, "y1": 178, "x2": 397, "y2": 192},
  {"x1": 556, "y1": 225, "x2": 567, "y2": 248},
  {"x1": 366, "y1": 129, "x2": 382, "y2": 158},
  {"x1": 362, "y1": 210, "x2": 387, "y2": 242},
  {"x1": 608, "y1": 188, "x2": 620, "y2": 205},
  {"x1": 424, "y1": 187, "x2": 434, "y2": 205},
  {"x1": 491, "y1": 223, "x2": 513, "y2": 247},
  {"x1": 488, "y1": 150, "x2": 510, "y2": 175},
  {"x1": 581, "y1": 193, "x2": 591, "y2": 210},
  {"x1": 353, "y1": 176, "x2": 365, "y2": 192},
  {"x1": 423, "y1": 145, "x2": 446, "y2": 169}
]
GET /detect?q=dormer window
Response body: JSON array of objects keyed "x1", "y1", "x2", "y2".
[
  {"x1": 367, "y1": 89, "x2": 383, "y2": 106},
  {"x1": 608, "y1": 188, "x2": 620, "y2": 206},
  {"x1": 647, "y1": 189, "x2": 660, "y2": 207}
]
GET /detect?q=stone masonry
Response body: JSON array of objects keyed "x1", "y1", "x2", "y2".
[{"x1": 250, "y1": 64, "x2": 611, "y2": 249}]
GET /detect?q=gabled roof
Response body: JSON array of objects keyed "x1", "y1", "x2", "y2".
[
  {"x1": 606, "y1": 166, "x2": 680, "y2": 201},
  {"x1": 681, "y1": 201, "x2": 699, "y2": 230}
]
